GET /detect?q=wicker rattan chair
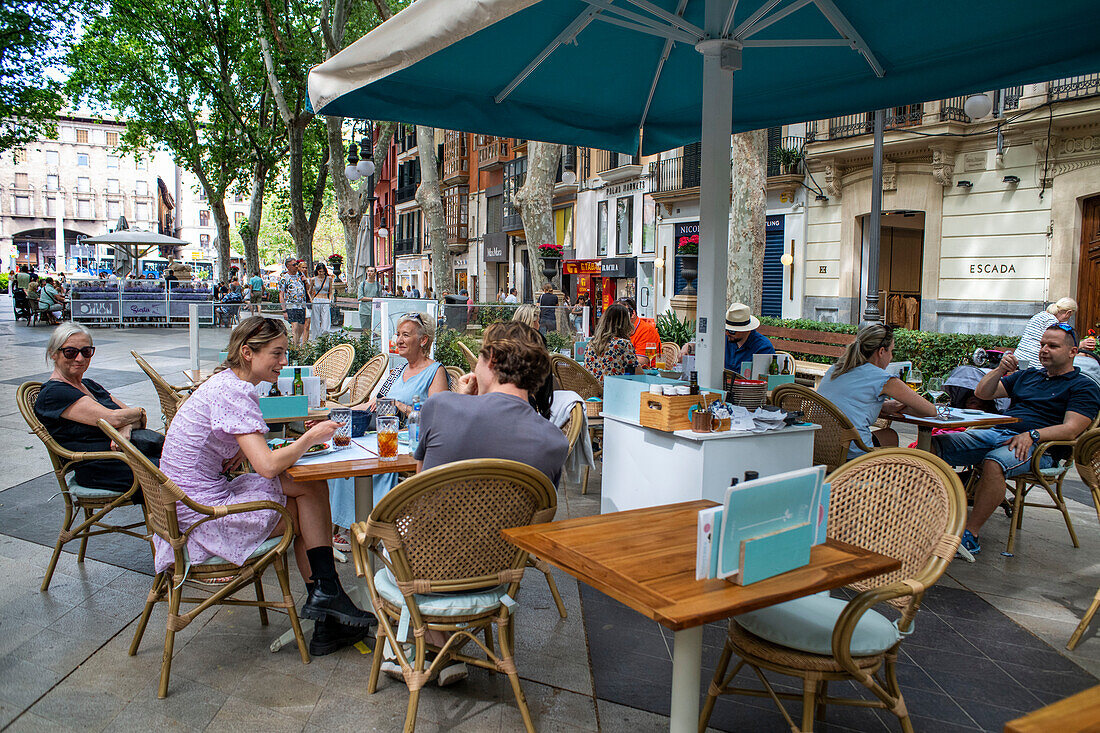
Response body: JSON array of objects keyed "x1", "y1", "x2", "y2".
[
  {"x1": 660, "y1": 341, "x2": 681, "y2": 366},
  {"x1": 550, "y1": 355, "x2": 603, "y2": 493},
  {"x1": 351, "y1": 458, "x2": 556, "y2": 732},
  {"x1": 444, "y1": 365, "x2": 466, "y2": 391},
  {"x1": 329, "y1": 353, "x2": 389, "y2": 407},
  {"x1": 313, "y1": 343, "x2": 356, "y2": 397},
  {"x1": 1068, "y1": 428, "x2": 1100, "y2": 650},
  {"x1": 998, "y1": 412, "x2": 1100, "y2": 554},
  {"x1": 131, "y1": 351, "x2": 189, "y2": 429},
  {"x1": 455, "y1": 341, "x2": 479, "y2": 372},
  {"x1": 98, "y1": 419, "x2": 310, "y2": 697},
  {"x1": 17, "y1": 382, "x2": 147, "y2": 592},
  {"x1": 771, "y1": 383, "x2": 876, "y2": 472},
  {"x1": 700, "y1": 448, "x2": 966, "y2": 733}
]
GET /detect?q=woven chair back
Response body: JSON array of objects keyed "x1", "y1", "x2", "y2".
[
  {"x1": 561, "y1": 402, "x2": 584, "y2": 452},
  {"x1": 825, "y1": 448, "x2": 965, "y2": 609},
  {"x1": 313, "y1": 343, "x2": 355, "y2": 388},
  {"x1": 771, "y1": 384, "x2": 860, "y2": 472},
  {"x1": 371, "y1": 459, "x2": 556, "y2": 592},
  {"x1": 17, "y1": 382, "x2": 68, "y2": 478},
  {"x1": 445, "y1": 365, "x2": 466, "y2": 391},
  {"x1": 346, "y1": 353, "x2": 389, "y2": 405},
  {"x1": 131, "y1": 351, "x2": 186, "y2": 428},
  {"x1": 1074, "y1": 427, "x2": 1100, "y2": 493},
  {"x1": 455, "y1": 341, "x2": 479, "y2": 372},
  {"x1": 551, "y1": 354, "x2": 602, "y2": 400},
  {"x1": 97, "y1": 420, "x2": 188, "y2": 560},
  {"x1": 660, "y1": 342, "x2": 681, "y2": 366}
]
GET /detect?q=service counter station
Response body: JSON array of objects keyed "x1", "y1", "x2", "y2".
[{"x1": 597, "y1": 374, "x2": 819, "y2": 514}]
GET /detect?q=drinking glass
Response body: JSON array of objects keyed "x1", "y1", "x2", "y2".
[
  {"x1": 377, "y1": 415, "x2": 399, "y2": 461},
  {"x1": 330, "y1": 407, "x2": 351, "y2": 450},
  {"x1": 925, "y1": 377, "x2": 949, "y2": 418},
  {"x1": 645, "y1": 343, "x2": 657, "y2": 366},
  {"x1": 905, "y1": 368, "x2": 923, "y2": 391},
  {"x1": 375, "y1": 397, "x2": 396, "y2": 418}
]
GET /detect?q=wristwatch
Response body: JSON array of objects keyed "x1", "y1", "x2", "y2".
[{"x1": 1028, "y1": 429, "x2": 1040, "y2": 442}]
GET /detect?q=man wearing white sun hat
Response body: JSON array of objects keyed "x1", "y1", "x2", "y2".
[{"x1": 723, "y1": 302, "x2": 775, "y2": 373}]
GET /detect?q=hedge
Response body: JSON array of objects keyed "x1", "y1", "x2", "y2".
[{"x1": 757, "y1": 317, "x2": 1020, "y2": 379}]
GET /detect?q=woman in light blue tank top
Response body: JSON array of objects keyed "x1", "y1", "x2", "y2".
[
  {"x1": 817, "y1": 324, "x2": 938, "y2": 458},
  {"x1": 329, "y1": 313, "x2": 449, "y2": 536}
]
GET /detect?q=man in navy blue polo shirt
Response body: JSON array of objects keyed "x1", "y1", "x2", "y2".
[
  {"x1": 723, "y1": 302, "x2": 774, "y2": 373},
  {"x1": 934, "y1": 323, "x2": 1100, "y2": 557}
]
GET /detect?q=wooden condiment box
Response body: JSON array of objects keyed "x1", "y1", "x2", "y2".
[{"x1": 639, "y1": 392, "x2": 718, "y2": 432}]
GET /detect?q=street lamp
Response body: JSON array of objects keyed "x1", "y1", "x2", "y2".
[
  {"x1": 344, "y1": 122, "x2": 376, "y2": 182},
  {"x1": 375, "y1": 202, "x2": 397, "y2": 290}
]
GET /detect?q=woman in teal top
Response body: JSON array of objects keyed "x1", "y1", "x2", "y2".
[
  {"x1": 329, "y1": 312, "x2": 448, "y2": 547},
  {"x1": 38, "y1": 278, "x2": 64, "y2": 325},
  {"x1": 817, "y1": 324, "x2": 937, "y2": 458}
]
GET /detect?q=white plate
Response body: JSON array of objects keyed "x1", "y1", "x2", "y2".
[
  {"x1": 956, "y1": 408, "x2": 984, "y2": 415},
  {"x1": 268, "y1": 438, "x2": 334, "y2": 456}
]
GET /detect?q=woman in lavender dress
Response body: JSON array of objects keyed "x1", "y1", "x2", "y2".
[{"x1": 158, "y1": 316, "x2": 374, "y2": 656}]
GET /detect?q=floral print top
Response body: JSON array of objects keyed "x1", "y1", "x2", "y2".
[
  {"x1": 278, "y1": 273, "x2": 307, "y2": 306},
  {"x1": 586, "y1": 337, "x2": 638, "y2": 382}
]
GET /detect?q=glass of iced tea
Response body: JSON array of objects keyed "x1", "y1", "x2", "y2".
[
  {"x1": 377, "y1": 415, "x2": 399, "y2": 461},
  {"x1": 330, "y1": 408, "x2": 351, "y2": 450}
]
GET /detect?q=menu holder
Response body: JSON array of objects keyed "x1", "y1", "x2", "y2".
[{"x1": 259, "y1": 395, "x2": 308, "y2": 420}]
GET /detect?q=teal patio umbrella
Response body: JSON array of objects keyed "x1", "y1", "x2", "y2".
[
  {"x1": 309, "y1": 0, "x2": 1099, "y2": 397},
  {"x1": 309, "y1": 8, "x2": 1098, "y2": 721}
]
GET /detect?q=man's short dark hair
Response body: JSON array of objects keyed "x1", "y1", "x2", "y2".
[
  {"x1": 618, "y1": 297, "x2": 636, "y2": 314},
  {"x1": 1045, "y1": 323, "x2": 1079, "y2": 347}
]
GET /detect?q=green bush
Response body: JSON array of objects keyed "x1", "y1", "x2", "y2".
[
  {"x1": 758, "y1": 316, "x2": 1020, "y2": 379},
  {"x1": 433, "y1": 327, "x2": 482, "y2": 369},
  {"x1": 656, "y1": 309, "x2": 696, "y2": 346},
  {"x1": 544, "y1": 330, "x2": 573, "y2": 354},
  {"x1": 289, "y1": 330, "x2": 380, "y2": 373},
  {"x1": 0, "y1": 273, "x2": 8, "y2": 290},
  {"x1": 474, "y1": 304, "x2": 516, "y2": 327}
]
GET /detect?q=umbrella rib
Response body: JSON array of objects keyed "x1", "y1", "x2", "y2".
[
  {"x1": 638, "y1": 0, "x2": 690, "y2": 135},
  {"x1": 730, "y1": 0, "x2": 785, "y2": 38},
  {"x1": 591, "y1": 12, "x2": 698, "y2": 45},
  {"x1": 811, "y1": 0, "x2": 884, "y2": 76},
  {"x1": 736, "y1": 0, "x2": 814, "y2": 39},
  {"x1": 619, "y1": 0, "x2": 703, "y2": 38},
  {"x1": 742, "y1": 38, "x2": 850, "y2": 47},
  {"x1": 722, "y1": 1, "x2": 740, "y2": 37},
  {"x1": 495, "y1": 6, "x2": 601, "y2": 104}
]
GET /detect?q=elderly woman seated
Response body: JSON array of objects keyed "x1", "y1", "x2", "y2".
[
  {"x1": 35, "y1": 323, "x2": 156, "y2": 497},
  {"x1": 159, "y1": 316, "x2": 374, "y2": 656},
  {"x1": 328, "y1": 312, "x2": 449, "y2": 550}
]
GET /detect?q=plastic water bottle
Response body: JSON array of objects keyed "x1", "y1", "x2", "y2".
[{"x1": 408, "y1": 394, "x2": 422, "y2": 452}]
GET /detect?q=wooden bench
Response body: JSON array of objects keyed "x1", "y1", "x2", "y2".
[{"x1": 757, "y1": 325, "x2": 854, "y2": 385}]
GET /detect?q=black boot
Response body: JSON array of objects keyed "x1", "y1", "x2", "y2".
[
  {"x1": 310, "y1": 616, "x2": 372, "y2": 656},
  {"x1": 300, "y1": 546, "x2": 376, "y2": 628}
]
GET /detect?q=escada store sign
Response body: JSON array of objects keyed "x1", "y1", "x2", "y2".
[{"x1": 969, "y1": 263, "x2": 1017, "y2": 274}]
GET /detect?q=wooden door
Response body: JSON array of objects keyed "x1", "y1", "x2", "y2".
[{"x1": 1079, "y1": 196, "x2": 1100, "y2": 336}]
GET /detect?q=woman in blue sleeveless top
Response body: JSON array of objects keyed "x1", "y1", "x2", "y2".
[{"x1": 329, "y1": 313, "x2": 448, "y2": 547}]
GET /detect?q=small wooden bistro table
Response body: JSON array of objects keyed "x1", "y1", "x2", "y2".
[
  {"x1": 888, "y1": 409, "x2": 1019, "y2": 451},
  {"x1": 503, "y1": 500, "x2": 901, "y2": 733},
  {"x1": 267, "y1": 435, "x2": 416, "y2": 653}
]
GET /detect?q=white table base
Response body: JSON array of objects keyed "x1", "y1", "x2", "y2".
[{"x1": 670, "y1": 626, "x2": 703, "y2": 733}]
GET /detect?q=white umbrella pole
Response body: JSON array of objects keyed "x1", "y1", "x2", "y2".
[{"x1": 694, "y1": 26, "x2": 740, "y2": 392}]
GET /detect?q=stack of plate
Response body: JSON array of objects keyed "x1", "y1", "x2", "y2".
[{"x1": 728, "y1": 379, "x2": 767, "y2": 410}]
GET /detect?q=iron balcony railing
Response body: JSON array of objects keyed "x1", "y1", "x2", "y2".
[
  {"x1": 653, "y1": 154, "x2": 700, "y2": 193},
  {"x1": 766, "y1": 136, "x2": 805, "y2": 177},
  {"x1": 1050, "y1": 74, "x2": 1100, "y2": 102},
  {"x1": 394, "y1": 237, "x2": 418, "y2": 257}
]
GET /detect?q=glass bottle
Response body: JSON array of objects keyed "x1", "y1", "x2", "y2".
[
  {"x1": 744, "y1": 470, "x2": 759, "y2": 482},
  {"x1": 768, "y1": 355, "x2": 779, "y2": 375},
  {"x1": 688, "y1": 371, "x2": 699, "y2": 395},
  {"x1": 292, "y1": 367, "x2": 304, "y2": 396},
  {"x1": 268, "y1": 382, "x2": 281, "y2": 397},
  {"x1": 780, "y1": 358, "x2": 791, "y2": 375},
  {"x1": 408, "y1": 394, "x2": 422, "y2": 452}
]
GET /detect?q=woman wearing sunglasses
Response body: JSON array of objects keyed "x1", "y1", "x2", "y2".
[{"x1": 34, "y1": 323, "x2": 154, "y2": 494}]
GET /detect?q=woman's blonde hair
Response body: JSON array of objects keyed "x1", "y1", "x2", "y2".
[
  {"x1": 398, "y1": 312, "x2": 435, "y2": 351},
  {"x1": 1047, "y1": 297, "x2": 1078, "y2": 315},
  {"x1": 829, "y1": 323, "x2": 894, "y2": 379},
  {"x1": 511, "y1": 304, "x2": 539, "y2": 329},
  {"x1": 46, "y1": 322, "x2": 93, "y2": 364},
  {"x1": 220, "y1": 316, "x2": 289, "y2": 372},
  {"x1": 589, "y1": 303, "x2": 634, "y2": 355}
]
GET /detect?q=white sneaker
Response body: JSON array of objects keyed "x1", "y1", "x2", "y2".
[
  {"x1": 437, "y1": 661, "x2": 468, "y2": 687},
  {"x1": 332, "y1": 530, "x2": 351, "y2": 552}
]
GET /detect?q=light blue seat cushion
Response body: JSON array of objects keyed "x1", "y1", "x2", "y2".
[
  {"x1": 197, "y1": 537, "x2": 282, "y2": 567},
  {"x1": 735, "y1": 592, "x2": 900, "y2": 657},
  {"x1": 66, "y1": 474, "x2": 125, "y2": 500},
  {"x1": 374, "y1": 569, "x2": 508, "y2": 617}
]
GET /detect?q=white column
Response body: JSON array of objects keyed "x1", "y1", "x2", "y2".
[
  {"x1": 189, "y1": 304, "x2": 200, "y2": 374},
  {"x1": 54, "y1": 192, "x2": 65, "y2": 269},
  {"x1": 694, "y1": 0, "x2": 740, "y2": 391}
]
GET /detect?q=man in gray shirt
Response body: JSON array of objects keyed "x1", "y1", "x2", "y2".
[{"x1": 412, "y1": 321, "x2": 568, "y2": 486}]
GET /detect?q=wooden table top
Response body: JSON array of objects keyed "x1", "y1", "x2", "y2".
[
  {"x1": 1004, "y1": 683, "x2": 1100, "y2": 733},
  {"x1": 503, "y1": 500, "x2": 901, "y2": 631},
  {"x1": 262, "y1": 408, "x2": 331, "y2": 425},
  {"x1": 286, "y1": 452, "x2": 416, "y2": 482},
  {"x1": 888, "y1": 412, "x2": 1018, "y2": 430}
]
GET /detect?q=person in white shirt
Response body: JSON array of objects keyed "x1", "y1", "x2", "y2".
[{"x1": 504, "y1": 287, "x2": 518, "y2": 304}]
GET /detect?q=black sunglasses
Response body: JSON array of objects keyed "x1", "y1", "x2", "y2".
[{"x1": 58, "y1": 346, "x2": 95, "y2": 359}]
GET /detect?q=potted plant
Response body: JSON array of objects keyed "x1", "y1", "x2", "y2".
[
  {"x1": 327, "y1": 253, "x2": 344, "y2": 277},
  {"x1": 774, "y1": 146, "x2": 803, "y2": 174},
  {"x1": 676, "y1": 234, "x2": 699, "y2": 295},
  {"x1": 537, "y1": 243, "x2": 563, "y2": 280}
]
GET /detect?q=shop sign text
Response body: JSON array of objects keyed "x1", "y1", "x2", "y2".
[{"x1": 969, "y1": 262, "x2": 1016, "y2": 275}]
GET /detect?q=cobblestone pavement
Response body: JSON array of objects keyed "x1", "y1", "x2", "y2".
[{"x1": 0, "y1": 303, "x2": 1096, "y2": 732}]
